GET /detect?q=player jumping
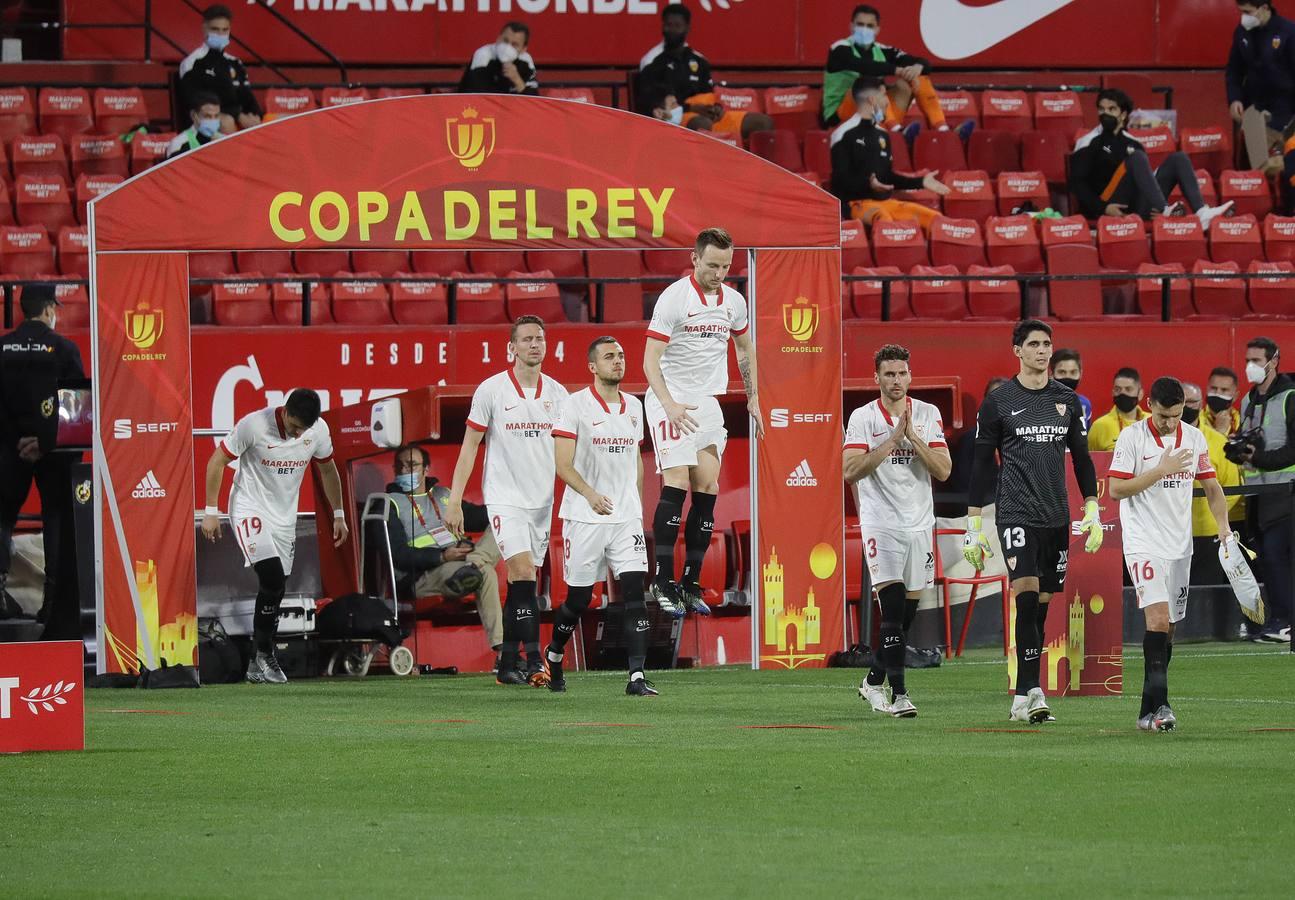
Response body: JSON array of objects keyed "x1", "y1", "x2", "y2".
[
  {"x1": 446, "y1": 316, "x2": 569, "y2": 687},
  {"x1": 200, "y1": 388, "x2": 348, "y2": 684},
  {"x1": 546, "y1": 337, "x2": 657, "y2": 696},
  {"x1": 1109, "y1": 377, "x2": 1233, "y2": 733},
  {"x1": 963, "y1": 320, "x2": 1103, "y2": 724},
  {"x1": 844, "y1": 344, "x2": 951, "y2": 718},
  {"x1": 644, "y1": 227, "x2": 763, "y2": 618}
]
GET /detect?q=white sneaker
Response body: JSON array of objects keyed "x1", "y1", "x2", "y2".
[
  {"x1": 1153, "y1": 705, "x2": 1177, "y2": 732},
  {"x1": 1009, "y1": 694, "x2": 1033, "y2": 722},
  {"x1": 1196, "y1": 200, "x2": 1235, "y2": 232},
  {"x1": 859, "y1": 681, "x2": 892, "y2": 713},
  {"x1": 890, "y1": 694, "x2": 918, "y2": 718},
  {"x1": 1025, "y1": 687, "x2": 1052, "y2": 724}
]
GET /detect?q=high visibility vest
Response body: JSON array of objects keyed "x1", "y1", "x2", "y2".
[
  {"x1": 1241, "y1": 387, "x2": 1295, "y2": 486},
  {"x1": 387, "y1": 487, "x2": 457, "y2": 578}
]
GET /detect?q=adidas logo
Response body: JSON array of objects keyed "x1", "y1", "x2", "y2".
[
  {"x1": 131, "y1": 470, "x2": 166, "y2": 499},
  {"x1": 785, "y1": 459, "x2": 818, "y2": 487}
]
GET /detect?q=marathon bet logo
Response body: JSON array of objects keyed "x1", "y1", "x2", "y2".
[
  {"x1": 786, "y1": 459, "x2": 818, "y2": 487},
  {"x1": 131, "y1": 470, "x2": 166, "y2": 500}
]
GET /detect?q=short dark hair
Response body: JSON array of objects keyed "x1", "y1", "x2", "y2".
[
  {"x1": 1051, "y1": 348, "x2": 1082, "y2": 370},
  {"x1": 643, "y1": 86, "x2": 677, "y2": 115},
  {"x1": 1096, "y1": 88, "x2": 1134, "y2": 116},
  {"x1": 874, "y1": 343, "x2": 910, "y2": 371},
  {"x1": 1011, "y1": 318, "x2": 1052, "y2": 347},
  {"x1": 852, "y1": 4, "x2": 881, "y2": 22},
  {"x1": 1210, "y1": 365, "x2": 1239, "y2": 384},
  {"x1": 1237, "y1": 1, "x2": 1273, "y2": 10},
  {"x1": 985, "y1": 377, "x2": 1009, "y2": 398},
  {"x1": 20, "y1": 283, "x2": 58, "y2": 319},
  {"x1": 394, "y1": 443, "x2": 430, "y2": 468},
  {"x1": 1247, "y1": 336, "x2": 1279, "y2": 362},
  {"x1": 695, "y1": 227, "x2": 733, "y2": 256},
  {"x1": 189, "y1": 91, "x2": 221, "y2": 114},
  {"x1": 1114, "y1": 367, "x2": 1141, "y2": 384},
  {"x1": 510, "y1": 314, "x2": 545, "y2": 342},
  {"x1": 587, "y1": 335, "x2": 620, "y2": 362},
  {"x1": 662, "y1": 3, "x2": 691, "y2": 23},
  {"x1": 1149, "y1": 376, "x2": 1185, "y2": 408},
  {"x1": 852, "y1": 75, "x2": 886, "y2": 99},
  {"x1": 202, "y1": 4, "x2": 232, "y2": 23},
  {"x1": 284, "y1": 388, "x2": 321, "y2": 427},
  {"x1": 501, "y1": 20, "x2": 530, "y2": 43}
]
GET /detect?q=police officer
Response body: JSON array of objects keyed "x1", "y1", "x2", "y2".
[{"x1": 0, "y1": 284, "x2": 85, "y2": 635}]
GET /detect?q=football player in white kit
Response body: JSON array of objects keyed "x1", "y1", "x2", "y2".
[
  {"x1": 643, "y1": 227, "x2": 762, "y2": 618},
  {"x1": 1109, "y1": 376, "x2": 1233, "y2": 733},
  {"x1": 200, "y1": 389, "x2": 349, "y2": 684},
  {"x1": 545, "y1": 337, "x2": 657, "y2": 696},
  {"x1": 445, "y1": 316, "x2": 569, "y2": 686},
  {"x1": 843, "y1": 345, "x2": 951, "y2": 717}
]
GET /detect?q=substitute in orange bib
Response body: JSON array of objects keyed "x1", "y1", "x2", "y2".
[
  {"x1": 831, "y1": 77, "x2": 950, "y2": 230},
  {"x1": 200, "y1": 389, "x2": 348, "y2": 685}
]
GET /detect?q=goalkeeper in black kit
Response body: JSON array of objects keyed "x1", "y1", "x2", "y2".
[{"x1": 963, "y1": 320, "x2": 1103, "y2": 724}]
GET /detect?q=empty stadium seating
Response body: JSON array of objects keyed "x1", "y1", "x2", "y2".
[
  {"x1": 966, "y1": 130, "x2": 1020, "y2": 177},
  {"x1": 849, "y1": 266, "x2": 911, "y2": 319},
  {"x1": 981, "y1": 90, "x2": 1032, "y2": 132},
  {"x1": 1136, "y1": 262, "x2": 1191, "y2": 319},
  {"x1": 966, "y1": 264, "x2": 1019, "y2": 318},
  {"x1": 272, "y1": 274, "x2": 331, "y2": 325},
  {"x1": 986, "y1": 215, "x2": 1043, "y2": 272},
  {"x1": 129, "y1": 132, "x2": 175, "y2": 174},
  {"x1": 93, "y1": 87, "x2": 148, "y2": 135},
  {"x1": 390, "y1": 274, "x2": 449, "y2": 325},
  {"x1": 1210, "y1": 214, "x2": 1263, "y2": 267},
  {"x1": 330, "y1": 272, "x2": 394, "y2": 325},
  {"x1": 212, "y1": 275, "x2": 274, "y2": 326},
  {"x1": 1192, "y1": 260, "x2": 1247, "y2": 318},
  {"x1": 872, "y1": 221, "x2": 929, "y2": 270},
  {"x1": 909, "y1": 264, "x2": 966, "y2": 318},
  {"x1": 1152, "y1": 216, "x2": 1206, "y2": 267},
  {"x1": 0, "y1": 87, "x2": 36, "y2": 143},
  {"x1": 451, "y1": 271, "x2": 508, "y2": 324},
  {"x1": 929, "y1": 216, "x2": 985, "y2": 269},
  {"x1": 1249, "y1": 260, "x2": 1295, "y2": 316},
  {"x1": 70, "y1": 134, "x2": 127, "y2": 178},
  {"x1": 942, "y1": 170, "x2": 996, "y2": 221},
  {"x1": 38, "y1": 87, "x2": 93, "y2": 141},
  {"x1": 1219, "y1": 170, "x2": 1273, "y2": 219},
  {"x1": 996, "y1": 171, "x2": 1048, "y2": 215}
]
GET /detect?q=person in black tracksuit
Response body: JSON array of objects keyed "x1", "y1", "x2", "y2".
[
  {"x1": 458, "y1": 22, "x2": 540, "y2": 95},
  {"x1": 177, "y1": 4, "x2": 262, "y2": 132},
  {"x1": 1227, "y1": 2, "x2": 1295, "y2": 131},
  {"x1": 0, "y1": 284, "x2": 85, "y2": 635}
]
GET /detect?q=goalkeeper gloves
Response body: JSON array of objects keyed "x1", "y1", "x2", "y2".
[
  {"x1": 1079, "y1": 499, "x2": 1103, "y2": 553},
  {"x1": 962, "y1": 515, "x2": 993, "y2": 571}
]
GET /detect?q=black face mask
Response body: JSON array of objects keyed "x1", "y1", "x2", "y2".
[
  {"x1": 663, "y1": 30, "x2": 686, "y2": 49},
  {"x1": 1206, "y1": 394, "x2": 1233, "y2": 413},
  {"x1": 1113, "y1": 394, "x2": 1140, "y2": 414},
  {"x1": 1056, "y1": 377, "x2": 1080, "y2": 392},
  {"x1": 1098, "y1": 113, "x2": 1121, "y2": 133},
  {"x1": 1181, "y1": 406, "x2": 1201, "y2": 425}
]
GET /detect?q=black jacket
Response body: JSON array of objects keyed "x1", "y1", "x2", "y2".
[
  {"x1": 1227, "y1": 13, "x2": 1295, "y2": 128},
  {"x1": 458, "y1": 44, "x2": 539, "y2": 95},
  {"x1": 383, "y1": 477, "x2": 488, "y2": 575},
  {"x1": 178, "y1": 46, "x2": 262, "y2": 120},
  {"x1": 830, "y1": 118, "x2": 924, "y2": 214},
  {"x1": 0, "y1": 319, "x2": 85, "y2": 452},
  {"x1": 1068, "y1": 127, "x2": 1145, "y2": 219},
  {"x1": 638, "y1": 43, "x2": 714, "y2": 113}
]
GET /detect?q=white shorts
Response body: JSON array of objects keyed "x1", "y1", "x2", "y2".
[
  {"x1": 863, "y1": 528, "x2": 934, "y2": 591},
  {"x1": 488, "y1": 504, "x2": 551, "y2": 567},
  {"x1": 561, "y1": 518, "x2": 648, "y2": 587},
  {"x1": 230, "y1": 507, "x2": 297, "y2": 576},
  {"x1": 1127, "y1": 554, "x2": 1191, "y2": 623},
  {"x1": 645, "y1": 390, "x2": 727, "y2": 473}
]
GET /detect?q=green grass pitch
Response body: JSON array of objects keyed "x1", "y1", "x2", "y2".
[{"x1": 4, "y1": 643, "x2": 1292, "y2": 898}]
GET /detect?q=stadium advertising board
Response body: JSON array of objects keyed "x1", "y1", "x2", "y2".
[{"x1": 0, "y1": 641, "x2": 85, "y2": 753}]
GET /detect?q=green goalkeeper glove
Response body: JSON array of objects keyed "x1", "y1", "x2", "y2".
[
  {"x1": 1079, "y1": 499, "x2": 1103, "y2": 553},
  {"x1": 962, "y1": 515, "x2": 993, "y2": 571}
]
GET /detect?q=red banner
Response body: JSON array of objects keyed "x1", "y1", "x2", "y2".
[
  {"x1": 752, "y1": 248, "x2": 844, "y2": 669},
  {"x1": 0, "y1": 642, "x2": 85, "y2": 753},
  {"x1": 93, "y1": 253, "x2": 198, "y2": 675}
]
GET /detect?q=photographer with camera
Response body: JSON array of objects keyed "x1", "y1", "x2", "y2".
[
  {"x1": 383, "y1": 444, "x2": 505, "y2": 660},
  {"x1": 1231, "y1": 337, "x2": 1295, "y2": 642}
]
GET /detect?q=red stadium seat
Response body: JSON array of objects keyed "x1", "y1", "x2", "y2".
[
  {"x1": 0, "y1": 87, "x2": 36, "y2": 143},
  {"x1": 505, "y1": 269, "x2": 565, "y2": 321},
  {"x1": 57, "y1": 225, "x2": 88, "y2": 276},
  {"x1": 295, "y1": 249, "x2": 350, "y2": 274},
  {"x1": 48, "y1": 281, "x2": 89, "y2": 328},
  {"x1": 74, "y1": 173, "x2": 123, "y2": 223},
  {"x1": 749, "y1": 129, "x2": 803, "y2": 172},
  {"x1": 1033, "y1": 92, "x2": 1084, "y2": 134},
  {"x1": 803, "y1": 130, "x2": 831, "y2": 181},
  {"x1": 236, "y1": 250, "x2": 292, "y2": 274},
  {"x1": 1127, "y1": 127, "x2": 1176, "y2": 168},
  {"x1": 1136, "y1": 262, "x2": 1191, "y2": 319},
  {"x1": 271, "y1": 273, "x2": 332, "y2": 325},
  {"x1": 37, "y1": 88, "x2": 93, "y2": 141},
  {"x1": 352, "y1": 249, "x2": 411, "y2": 276},
  {"x1": 1021, "y1": 130, "x2": 1071, "y2": 185},
  {"x1": 888, "y1": 130, "x2": 913, "y2": 172},
  {"x1": 93, "y1": 88, "x2": 148, "y2": 136},
  {"x1": 451, "y1": 271, "x2": 508, "y2": 324},
  {"x1": 319, "y1": 87, "x2": 370, "y2": 108},
  {"x1": 1097, "y1": 214, "x2": 1150, "y2": 270},
  {"x1": 996, "y1": 171, "x2": 1049, "y2": 215},
  {"x1": 967, "y1": 130, "x2": 1021, "y2": 178},
  {"x1": 1169, "y1": 168, "x2": 1218, "y2": 207},
  {"x1": 212, "y1": 274, "x2": 274, "y2": 327},
  {"x1": 642, "y1": 248, "x2": 693, "y2": 277},
  {"x1": 70, "y1": 134, "x2": 127, "y2": 179},
  {"x1": 15, "y1": 176, "x2": 74, "y2": 233},
  {"x1": 0, "y1": 225, "x2": 56, "y2": 277},
  {"x1": 704, "y1": 131, "x2": 740, "y2": 148},
  {"x1": 929, "y1": 216, "x2": 986, "y2": 268},
  {"x1": 1210, "y1": 214, "x2": 1263, "y2": 267},
  {"x1": 840, "y1": 219, "x2": 872, "y2": 270},
  {"x1": 914, "y1": 129, "x2": 967, "y2": 174},
  {"x1": 1180, "y1": 126, "x2": 1231, "y2": 175},
  {"x1": 908, "y1": 264, "x2": 967, "y2": 319},
  {"x1": 1219, "y1": 170, "x2": 1273, "y2": 219},
  {"x1": 765, "y1": 86, "x2": 820, "y2": 133},
  {"x1": 1248, "y1": 260, "x2": 1295, "y2": 316},
  {"x1": 871, "y1": 220, "x2": 929, "y2": 270},
  {"x1": 469, "y1": 249, "x2": 526, "y2": 275},
  {"x1": 376, "y1": 86, "x2": 425, "y2": 99},
  {"x1": 1041, "y1": 214, "x2": 1094, "y2": 247},
  {"x1": 11, "y1": 135, "x2": 68, "y2": 181},
  {"x1": 966, "y1": 264, "x2": 1020, "y2": 318},
  {"x1": 1192, "y1": 260, "x2": 1248, "y2": 317},
  {"x1": 526, "y1": 250, "x2": 585, "y2": 280},
  {"x1": 391, "y1": 273, "x2": 449, "y2": 325},
  {"x1": 1045, "y1": 243, "x2": 1103, "y2": 318},
  {"x1": 937, "y1": 90, "x2": 979, "y2": 128},
  {"x1": 586, "y1": 249, "x2": 645, "y2": 321},
  {"x1": 981, "y1": 90, "x2": 1033, "y2": 132},
  {"x1": 0, "y1": 179, "x2": 12, "y2": 227},
  {"x1": 128, "y1": 132, "x2": 175, "y2": 174},
  {"x1": 849, "y1": 266, "x2": 912, "y2": 319},
  {"x1": 330, "y1": 271, "x2": 393, "y2": 325},
  {"x1": 1263, "y1": 214, "x2": 1295, "y2": 261},
  {"x1": 1152, "y1": 216, "x2": 1207, "y2": 267},
  {"x1": 716, "y1": 86, "x2": 762, "y2": 114},
  {"x1": 541, "y1": 87, "x2": 596, "y2": 104},
  {"x1": 985, "y1": 214, "x2": 1043, "y2": 271},
  {"x1": 263, "y1": 88, "x2": 317, "y2": 120},
  {"x1": 411, "y1": 250, "x2": 468, "y2": 275},
  {"x1": 190, "y1": 250, "x2": 236, "y2": 281}
]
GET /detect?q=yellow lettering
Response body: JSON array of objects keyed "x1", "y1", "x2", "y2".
[
  {"x1": 356, "y1": 191, "x2": 389, "y2": 242},
  {"x1": 394, "y1": 191, "x2": 432, "y2": 242},
  {"x1": 308, "y1": 191, "x2": 349, "y2": 243},
  {"x1": 524, "y1": 189, "x2": 553, "y2": 239},
  {"x1": 566, "y1": 188, "x2": 599, "y2": 238},
  {"x1": 269, "y1": 191, "x2": 305, "y2": 244},
  {"x1": 444, "y1": 191, "x2": 480, "y2": 241},
  {"x1": 639, "y1": 187, "x2": 675, "y2": 238},
  {"x1": 489, "y1": 189, "x2": 518, "y2": 240},
  {"x1": 606, "y1": 187, "x2": 636, "y2": 239}
]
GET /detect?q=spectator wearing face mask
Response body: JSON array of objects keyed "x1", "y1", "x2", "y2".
[
  {"x1": 1227, "y1": 1, "x2": 1295, "y2": 166},
  {"x1": 1207, "y1": 366, "x2": 1242, "y2": 435},
  {"x1": 1089, "y1": 367, "x2": 1150, "y2": 451},
  {"x1": 1050, "y1": 348, "x2": 1092, "y2": 430},
  {"x1": 459, "y1": 22, "x2": 539, "y2": 95},
  {"x1": 645, "y1": 88, "x2": 684, "y2": 126},
  {"x1": 1182, "y1": 383, "x2": 1244, "y2": 580},
  {"x1": 178, "y1": 4, "x2": 262, "y2": 134},
  {"x1": 166, "y1": 93, "x2": 224, "y2": 159}
]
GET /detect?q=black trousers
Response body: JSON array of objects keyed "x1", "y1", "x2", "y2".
[
  {"x1": 0, "y1": 443, "x2": 74, "y2": 636},
  {"x1": 1107, "y1": 150, "x2": 1205, "y2": 216},
  {"x1": 1258, "y1": 516, "x2": 1294, "y2": 627}
]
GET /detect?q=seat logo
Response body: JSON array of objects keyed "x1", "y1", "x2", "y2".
[{"x1": 446, "y1": 107, "x2": 496, "y2": 170}]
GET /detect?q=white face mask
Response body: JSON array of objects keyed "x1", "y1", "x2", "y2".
[
  {"x1": 666, "y1": 105, "x2": 683, "y2": 125},
  {"x1": 496, "y1": 40, "x2": 520, "y2": 64},
  {"x1": 1241, "y1": 12, "x2": 1262, "y2": 30},
  {"x1": 1246, "y1": 360, "x2": 1269, "y2": 384}
]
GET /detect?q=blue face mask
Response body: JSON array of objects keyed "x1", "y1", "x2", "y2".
[
  {"x1": 853, "y1": 25, "x2": 876, "y2": 46},
  {"x1": 196, "y1": 117, "x2": 221, "y2": 138},
  {"x1": 395, "y1": 473, "x2": 421, "y2": 492},
  {"x1": 206, "y1": 31, "x2": 230, "y2": 51},
  {"x1": 666, "y1": 105, "x2": 683, "y2": 125},
  {"x1": 871, "y1": 106, "x2": 886, "y2": 125}
]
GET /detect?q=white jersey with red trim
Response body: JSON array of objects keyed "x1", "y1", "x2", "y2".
[
  {"x1": 1110, "y1": 419, "x2": 1215, "y2": 559},
  {"x1": 554, "y1": 386, "x2": 645, "y2": 524},
  {"x1": 844, "y1": 397, "x2": 947, "y2": 531},
  {"x1": 466, "y1": 369, "x2": 569, "y2": 509},
  {"x1": 646, "y1": 274, "x2": 748, "y2": 400},
  {"x1": 223, "y1": 407, "x2": 334, "y2": 526}
]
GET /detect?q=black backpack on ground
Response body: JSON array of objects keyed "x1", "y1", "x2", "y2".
[
  {"x1": 316, "y1": 593, "x2": 403, "y2": 648},
  {"x1": 198, "y1": 618, "x2": 244, "y2": 685}
]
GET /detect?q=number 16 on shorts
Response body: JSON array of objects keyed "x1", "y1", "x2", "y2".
[{"x1": 1128, "y1": 555, "x2": 1190, "y2": 622}]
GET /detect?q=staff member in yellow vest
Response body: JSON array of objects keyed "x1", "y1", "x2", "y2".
[
  {"x1": 383, "y1": 444, "x2": 505, "y2": 664},
  {"x1": 1090, "y1": 367, "x2": 1150, "y2": 451},
  {"x1": 1183, "y1": 382, "x2": 1244, "y2": 583}
]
